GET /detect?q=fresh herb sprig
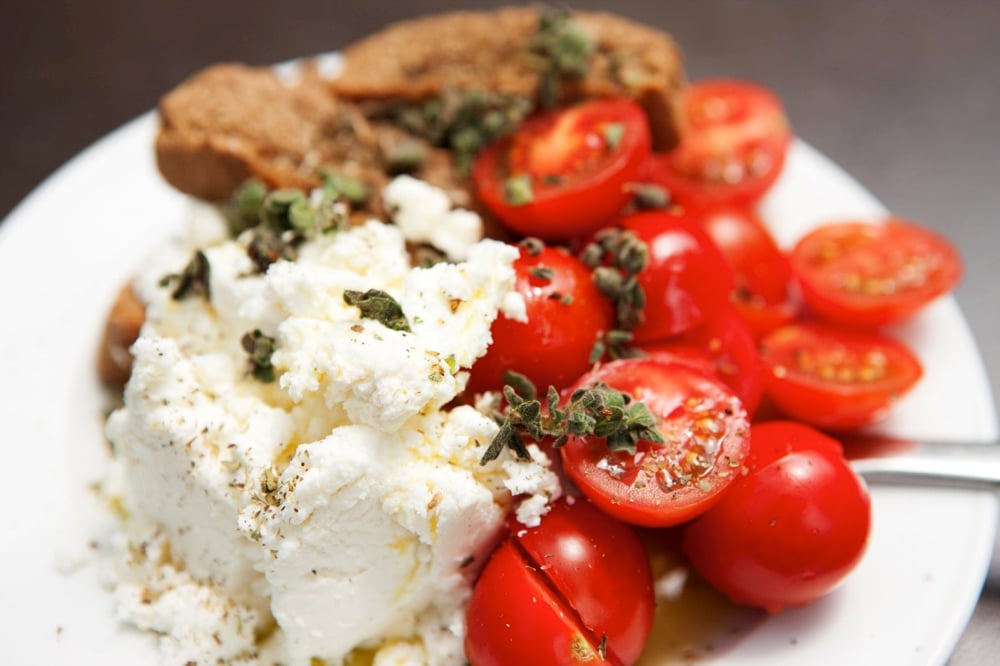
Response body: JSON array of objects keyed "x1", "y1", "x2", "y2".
[{"x1": 480, "y1": 372, "x2": 665, "y2": 465}]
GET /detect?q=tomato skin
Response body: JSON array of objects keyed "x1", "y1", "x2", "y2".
[
  {"x1": 466, "y1": 244, "x2": 612, "y2": 394},
  {"x1": 650, "y1": 80, "x2": 792, "y2": 209},
  {"x1": 512, "y1": 498, "x2": 654, "y2": 665},
  {"x1": 745, "y1": 420, "x2": 844, "y2": 467},
  {"x1": 465, "y1": 541, "x2": 597, "y2": 666},
  {"x1": 692, "y1": 205, "x2": 800, "y2": 340},
  {"x1": 620, "y1": 209, "x2": 734, "y2": 342},
  {"x1": 732, "y1": 296, "x2": 799, "y2": 340},
  {"x1": 473, "y1": 98, "x2": 652, "y2": 241},
  {"x1": 697, "y1": 205, "x2": 793, "y2": 304},
  {"x1": 560, "y1": 358, "x2": 750, "y2": 527},
  {"x1": 641, "y1": 306, "x2": 765, "y2": 416},
  {"x1": 759, "y1": 323, "x2": 923, "y2": 430},
  {"x1": 683, "y1": 421, "x2": 871, "y2": 613},
  {"x1": 466, "y1": 498, "x2": 654, "y2": 666},
  {"x1": 790, "y1": 218, "x2": 963, "y2": 328}
]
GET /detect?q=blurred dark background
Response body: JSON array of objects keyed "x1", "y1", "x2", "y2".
[{"x1": 2, "y1": 1, "x2": 998, "y2": 662}]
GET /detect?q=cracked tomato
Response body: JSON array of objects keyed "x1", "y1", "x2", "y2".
[{"x1": 465, "y1": 497, "x2": 654, "y2": 666}]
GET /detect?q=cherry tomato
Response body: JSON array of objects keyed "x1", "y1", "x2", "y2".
[
  {"x1": 649, "y1": 80, "x2": 792, "y2": 208},
  {"x1": 466, "y1": 242, "x2": 612, "y2": 394},
  {"x1": 620, "y1": 209, "x2": 734, "y2": 342},
  {"x1": 642, "y1": 305, "x2": 766, "y2": 416},
  {"x1": 790, "y1": 218, "x2": 963, "y2": 328},
  {"x1": 473, "y1": 98, "x2": 652, "y2": 241},
  {"x1": 683, "y1": 421, "x2": 871, "y2": 613},
  {"x1": 732, "y1": 296, "x2": 799, "y2": 341},
  {"x1": 759, "y1": 323, "x2": 923, "y2": 430},
  {"x1": 695, "y1": 205, "x2": 799, "y2": 339},
  {"x1": 466, "y1": 497, "x2": 654, "y2": 666},
  {"x1": 697, "y1": 205, "x2": 792, "y2": 304},
  {"x1": 560, "y1": 358, "x2": 750, "y2": 527}
]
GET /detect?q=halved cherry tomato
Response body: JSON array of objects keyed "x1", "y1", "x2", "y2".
[
  {"x1": 560, "y1": 358, "x2": 750, "y2": 527},
  {"x1": 642, "y1": 305, "x2": 766, "y2": 416},
  {"x1": 466, "y1": 242, "x2": 612, "y2": 394},
  {"x1": 473, "y1": 98, "x2": 652, "y2": 241},
  {"x1": 683, "y1": 421, "x2": 871, "y2": 613},
  {"x1": 649, "y1": 80, "x2": 792, "y2": 208},
  {"x1": 696, "y1": 205, "x2": 799, "y2": 338},
  {"x1": 466, "y1": 497, "x2": 654, "y2": 666},
  {"x1": 732, "y1": 296, "x2": 799, "y2": 341},
  {"x1": 697, "y1": 205, "x2": 792, "y2": 305},
  {"x1": 790, "y1": 218, "x2": 963, "y2": 328},
  {"x1": 759, "y1": 323, "x2": 923, "y2": 430},
  {"x1": 620, "y1": 209, "x2": 734, "y2": 342}
]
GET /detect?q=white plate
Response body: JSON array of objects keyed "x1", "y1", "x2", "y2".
[{"x1": 0, "y1": 112, "x2": 996, "y2": 666}]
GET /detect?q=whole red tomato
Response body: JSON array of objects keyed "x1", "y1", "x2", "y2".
[
  {"x1": 620, "y1": 209, "x2": 734, "y2": 342},
  {"x1": 682, "y1": 421, "x2": 871, "y2": 613},
  {"x1": 466, "y1": 242, "x2": 612, "y2": 394},
  {"x1": 465, "y1": 497, "x2": 654, "y2": 666}
]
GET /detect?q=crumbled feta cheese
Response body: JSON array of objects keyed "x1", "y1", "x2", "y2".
[
  {"x1": 106, "y1": 197, "x2": 559, "y2": 666},
  {"x1": 383, "y1": 175, "x2": 484, "y2": 260},
  {"x1": 655, "y1": 566, "x2": 690, "y2": 601}
]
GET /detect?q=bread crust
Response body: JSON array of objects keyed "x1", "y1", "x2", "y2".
[{"x1": 96, "y1": 283, "x2": 145, "y2": 388}]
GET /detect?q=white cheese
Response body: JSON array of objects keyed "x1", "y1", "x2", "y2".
[
  {"x1": 105, "y1": 196, "x2": 558, "y2": 666},
  {"x1": 383, "y1": 175, "x2": 484, "y2": 261}
]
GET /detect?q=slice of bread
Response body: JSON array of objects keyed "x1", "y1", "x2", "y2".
[
  {"x1": 156, "y1": 64, "x2": 345, "y2": 201},
  {"x1": 332, "y1": 7, "x2": 686, "y2": 150}
]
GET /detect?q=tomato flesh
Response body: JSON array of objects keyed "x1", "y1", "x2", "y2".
[
  {"x1": 466, "y1": 498, "x2": 654, "y2": 666},
  {"x1": 473, "y1": 98, "x2": 652, "y2": 241},
  {"x1": 560, "y1": 358, "x2": 750, "y2": 527},
  {"x1": 791, "y1": 218, "x2": 962, "y2": 328},
  {"x1": 760, "y1": 323, "x2": 923, "y2": 430},
  {"x1": 650, "y1": 80, "x2": 792, "y2": 208},
  {"x1": 466, "y1": 243, "x2": 612, "y2": 394},
  {"x1": 683, "y1": 421, "x2": 871, "y2": 613}
]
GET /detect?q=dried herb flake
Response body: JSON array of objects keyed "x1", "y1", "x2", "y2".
[{"x1": 343, "y1": 289, "x2": 412, "y2": 333}]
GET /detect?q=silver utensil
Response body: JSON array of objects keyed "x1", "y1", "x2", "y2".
[{"x1": 850, "y1": 440, "x2": 1000, "y2": 490}]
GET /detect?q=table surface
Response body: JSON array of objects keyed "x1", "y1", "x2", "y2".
[{"x1": 2, "y1": 1, "x2": 998, "y2": 663}]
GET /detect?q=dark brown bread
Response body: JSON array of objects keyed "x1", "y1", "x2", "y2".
[{"x1": 332, "y1": 7, "x2": 686, "y2": 149}]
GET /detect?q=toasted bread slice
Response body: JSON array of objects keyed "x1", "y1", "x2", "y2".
[
  {"x1": 97, "y1": 283, "x2": 145, "y2": 388},
  {"x1": 156, "y1": 63, "x2": 471, "y2": 214},
  {"x1": 332, "y1": 7, "x2": 685, "y2": 149},
  {"x1": 156, "y1": 64, "x2": 345, "y2": 201}
]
